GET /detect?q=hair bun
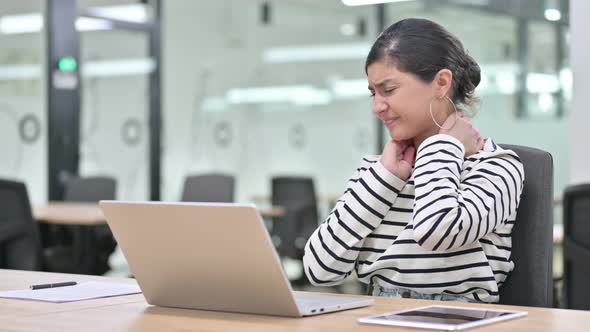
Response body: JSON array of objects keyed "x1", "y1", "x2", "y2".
[{"x1": 466, "y1": 57, "x2": 481, "y2": 88}]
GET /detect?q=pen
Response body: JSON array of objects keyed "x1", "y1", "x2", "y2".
[{"x1": 30, "y1": 281, "x2": 78, "y2": 290}]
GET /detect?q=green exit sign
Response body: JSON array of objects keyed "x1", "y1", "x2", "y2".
[{"x1": 57, "y1": 56, "x2": 78, "y2": 72}]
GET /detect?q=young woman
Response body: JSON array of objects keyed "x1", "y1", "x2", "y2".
[{"x1": 303, "y1": 18, "x2": 524, "y2": 303}]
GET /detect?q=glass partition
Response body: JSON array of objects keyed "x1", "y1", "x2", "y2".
[
  {"x1": 0, "y1": 0, "x2": 47, "y2": 203},
  {"x1": 162, "y1": 1, "x2": 377, "y2": 215},
  {"x1": 78, "y1": 24, "x2": 152, "y2": 200}
]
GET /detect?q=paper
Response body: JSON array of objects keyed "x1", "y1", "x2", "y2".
[{"x1": 0, "y1": 281, "x2": 142, "y2": 303}]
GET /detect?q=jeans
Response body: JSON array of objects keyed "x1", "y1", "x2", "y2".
[{"x1": 369, "y1": 281, "x2": 477, "y2": 303}]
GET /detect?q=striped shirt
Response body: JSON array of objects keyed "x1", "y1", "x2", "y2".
[{"x1": 303, "y1": 134, "x2": 524, "y2": 303}]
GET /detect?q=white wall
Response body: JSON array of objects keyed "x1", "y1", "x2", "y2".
[{"x1": 570, "y1": 0, "x2": 590, "y2": 184}]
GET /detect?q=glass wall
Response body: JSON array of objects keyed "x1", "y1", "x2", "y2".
[
  {"x1": 79, "y1": 28, "x2": 152, "y2": 200},
  {"x1": 0, "y1": 0, "x2": 47, "y2": 203},
  {"x1": 162, "y1": 1, "x2": 377, "y2": 214},
  {"x1": 383, "y1": 1, "x2": 570, "y2": 198},
  {"x1": 162, "y1": 0, "x2": 570, "y2": 208}
]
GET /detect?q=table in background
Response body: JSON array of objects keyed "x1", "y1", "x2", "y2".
[
  {"x1": 33, "y1": 202, "x2": 285, "y2": 225},
  {"x1": 32, "y1": 203, "x2": 285, "y2": 275}
]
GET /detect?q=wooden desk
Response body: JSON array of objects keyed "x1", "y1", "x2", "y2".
[
  {"x1": 33, "y1": 202, "x2": 285, "y2": 225},
  {"x1": 0, "y1": 269, "x2": 142, "y2": 319},
  {"x1": 2, "y1": 269, "x2": 590, "y2": 331},
  {"x1": 34, "y1": 202, "x2": 106, "y2": 226}
]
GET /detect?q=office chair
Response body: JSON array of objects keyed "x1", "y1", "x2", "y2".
[
  {"x1": 497, "y1": 144, "x2": 554, "y2": 307},
  {"x1": 270, "y1": 176, "x2": 319, "y2": 261},
  {"x1": 45, "y1": 176, "x2": 117, "y2": 275},
  {"x1": 64, "y1": 176, "x2": 116, "y2": 203},
  {"x1": 562, "y1": 183, "x2": 590, "y2": 310},
  {"x1": 0, "y1": 179, "x2": 41, "y2": 270},
  {"x1": 181, "y1": 174, "x2": 235, "y2": 203}
]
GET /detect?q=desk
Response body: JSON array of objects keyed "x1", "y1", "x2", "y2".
[
  {"x1": 2, "y1": 269, "x2": 590, "y2": 331},
  {"x1": 34, "y1": 202, "x2": 106, "y2": 226},
  {"x1": 33, "y1": 202, "x2": 286, "y2": 225},
  {"x1": 32, "y1": 203, "x2": 285, "y2": 275}
]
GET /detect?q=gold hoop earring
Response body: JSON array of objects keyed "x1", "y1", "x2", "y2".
[{"x1": 429, "y1": 96, "x2": 458, "y2": 130}]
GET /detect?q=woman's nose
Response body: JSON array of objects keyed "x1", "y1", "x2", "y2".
[{"x1": 372, "y1": 96, "x2": 387, "y2": 114}]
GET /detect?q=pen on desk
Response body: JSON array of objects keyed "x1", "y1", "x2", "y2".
[{"x1": 30, "y1": 281, "x2": 78, "y2": 290}]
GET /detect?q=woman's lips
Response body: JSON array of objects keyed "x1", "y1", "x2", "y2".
[{"x1": 383, "y1": 117, "x2": 397, "y2": 126}]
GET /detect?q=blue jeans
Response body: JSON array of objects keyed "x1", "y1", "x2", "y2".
[{"x1": 369, "y1": 282, "x2": 477, "y2": 303}]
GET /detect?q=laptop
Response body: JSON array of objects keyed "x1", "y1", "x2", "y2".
[{"x1": 99, "y1": 201, "x2": 374, "y2": 317}]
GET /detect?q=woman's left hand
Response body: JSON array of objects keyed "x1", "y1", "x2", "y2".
[{"x1": 439, "y1": 113, "x2": 484, "y2": 157}]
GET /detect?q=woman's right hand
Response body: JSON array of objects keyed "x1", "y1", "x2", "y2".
[
  {"x1": 439, "y1": 113, "x2": 484, "y2": 157},
  {"x1": 380, "y1": 139, "x2": 415, "y2": 181}
]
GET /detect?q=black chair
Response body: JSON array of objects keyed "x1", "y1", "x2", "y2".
[
  {"x1": 181, "y1": 174, "x2": 235, "y2": 203},
  {"x1": 270, "y1": 176, "x2": 319, "y2": 260},
  {"x1": 45, "y1": 176, "x2": 117, "y2": 275},
  {"x1": 64, "y1": 176, "x2": 116, "y2": 203},
  {"x1": 497, "y1": 144, "x2": 554, "y2": 307},
  {"x1": 562, "y1": 183, "x2": 590, "y2": 310},
  {"x1": 0, "y1": 179, "x2": 41, "y2": 270}
]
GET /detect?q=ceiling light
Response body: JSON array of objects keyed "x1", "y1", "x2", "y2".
[
  {"x1": 544, "y1": 9, "x2": 561, "y2": 21},
  {"x1": 264, "y1": 43, "x2": 370, "y2": 63},
  {"x1": 0, "y1": 14, "x2": 42, "y2": 34},
  {"x1": 342, "y1": 0, "x2": 415, "y2": 6},
  {"x1": 76, "y1": 17, "x2": 113, "y2": 31},
  {"x1": 227, "y1": 85, "x2": 332, "y2": 105},
  {"x1": 89, "y1": 4, "x2": 148, "y2": 23}
]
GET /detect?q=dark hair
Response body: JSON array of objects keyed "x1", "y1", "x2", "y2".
[{"x1": 365, "y1": 18, "x2": 480, "y2": 108}]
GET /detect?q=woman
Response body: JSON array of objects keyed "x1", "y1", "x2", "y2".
[{"x1": 303, "y1": 18, "x2": 524, "y2": 303}]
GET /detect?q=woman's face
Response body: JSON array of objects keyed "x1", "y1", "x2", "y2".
[{"x1": 367, "y1": 60, "x2": 440, "y2": 142}]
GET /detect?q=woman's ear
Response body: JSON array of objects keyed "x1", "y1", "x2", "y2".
[{"x1": 433, "y1": 69, "x2": 453, "y2": 97}]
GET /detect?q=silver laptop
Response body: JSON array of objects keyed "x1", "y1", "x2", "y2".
[{"x1": 99, "y1": 201, "x2": 373, "y2": 317}]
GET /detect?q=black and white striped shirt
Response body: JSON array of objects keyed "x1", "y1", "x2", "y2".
[{"x1": 303, "y1": 134, "x2": 524, "y2": 303}]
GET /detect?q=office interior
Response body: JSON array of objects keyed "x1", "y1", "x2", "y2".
[{"x1": 1, "y1": 0, "x2": 589, "y2": 313}]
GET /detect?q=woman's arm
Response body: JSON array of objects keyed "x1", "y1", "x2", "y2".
[
  {"x1": 303, "y1": 157, "x2": 406, "y2": 286},
  {"x1": 411, "y1": 134, "x2": 524, "y2": 252}
]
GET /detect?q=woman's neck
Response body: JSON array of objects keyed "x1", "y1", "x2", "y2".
[{"x1": 412, "y1": 126, "x2": 440, "y2": 151}]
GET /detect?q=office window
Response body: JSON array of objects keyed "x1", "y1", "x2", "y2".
[{"x1": 0, "y1": 0, "x2": 47, "y2": 203}]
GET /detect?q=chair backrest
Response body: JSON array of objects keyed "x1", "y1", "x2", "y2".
[
  {"x1": 181, "y1": 174, "x2": 235, "y2": 203},
  {"x1": 497, "y1": 144, "x2": 553, "y2": 307},
  {"x1": 562, "y1": 183, "x2": 590, "y2": 310},
  {"x1": 64, "y1": 176, "x2": 116, "y2": 202},
  {"x1": 0, "y1": 179, "x2": 40, "y2": 270},
  {"x1": 271, "y1": 176, "x2": 319, "y2": 259}
]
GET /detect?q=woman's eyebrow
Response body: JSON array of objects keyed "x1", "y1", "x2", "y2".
[{"x1": 374, "y1": 78, "x2": 399, "y2": 88}]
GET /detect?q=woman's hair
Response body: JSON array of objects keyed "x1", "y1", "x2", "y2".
[{"x1": 365, "y1": 18, "x2": 480, "y2": 108}]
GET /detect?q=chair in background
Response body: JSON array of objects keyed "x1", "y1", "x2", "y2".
[
  {"x1": 497, "y1": 144, "x2": 554, "y2": 307},
  {"x1": 271, "y1": 176, "x2": 319, "y2": 285},
  {"x1": 0, "y1": 179, "x2": 41, "y2": 270},
  {"x1": 64, "y1": 176, "x2": 116, "y2": 203},
  {"x1": 181, "y1": 174, "x2": 235, "y2": 203},
  {"x1": 562, "y1": 183, "x2": 590, "y2": 310},
  {"x1": 45, "y1": 176, "x2": 117, "y2": 275}
]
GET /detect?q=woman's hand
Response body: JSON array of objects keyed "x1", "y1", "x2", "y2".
[
  {"x1": 440, "y1": 113, "x2": 484, "y2": 157},
  {"x1": 380, "y1": 139, "x2": 415, "y2": 180}
]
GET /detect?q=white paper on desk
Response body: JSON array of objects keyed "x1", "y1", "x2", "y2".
[{"x1": 0, "y1": 281, "x2": 142, "y2": 303}]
